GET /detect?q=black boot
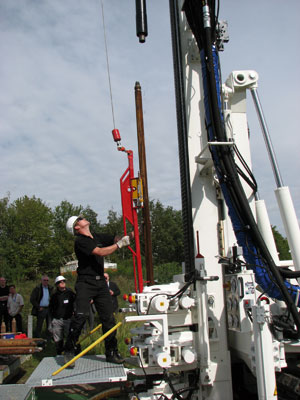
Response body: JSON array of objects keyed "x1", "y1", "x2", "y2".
[
  {"x1": 64, "y1": 338, "x2": 76, "y2": 368},
  {"x1": 64, "y1": 350, "x2": 75, "y2": 368},
  {"x1": 55, "y1": 340, "x2": 64, "y2": 355},
  {"x1": 106, "y1": 349, "x2": 125, "y2": 364},
  {"x1": 74, "y1": 343, "x2": 82, "y2": 355}
]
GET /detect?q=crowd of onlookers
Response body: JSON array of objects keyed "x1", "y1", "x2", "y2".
[{"x1": 0, "y1": 273, "x2": 120, "y2": 356}]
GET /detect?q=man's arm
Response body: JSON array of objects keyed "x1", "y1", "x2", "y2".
[
  {"x1": 111, "y1": 282, "x2": 121, "y2": 297},
  {"x1": 92, "y1": 236, "x2": 130, "y2": 257},
  {"x1": 30, "y1": 287, "x2": 40, "y2": 308},
  {"x1": 17, "y1": 305, "x2": 24, "y2": 314},
  {"x1": 7, "y1": 297, "x2": 12, "y2": 314},
  {"x1": 49, "y1": 293, "x2": 54, "y2": 315},
  {"x1": 0, "y1": 286, "x2": 9, "y2": 302},
  {"x1": 92, "y1": 243, "x2": 118, "y2": 257},
  {"x1": 16, "y1": 295, "x2": 24, "y2": 314}
]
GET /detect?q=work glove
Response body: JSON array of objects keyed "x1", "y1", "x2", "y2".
[{"x1": 117, "y1": 235, "x2": 130, "y2": 249}]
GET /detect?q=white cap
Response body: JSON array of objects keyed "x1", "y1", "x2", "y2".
[
  {"x1": 55, "y1": 275, "x2": 66, "y2": 284},
  {"x1": 66, "y1": 215, "x2": 82, "y2": 235}
]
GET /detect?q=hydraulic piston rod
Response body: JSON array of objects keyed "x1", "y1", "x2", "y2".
[
  {"x1": 250, "y1": 87, "x2": 283, "y2": 188},
  {"x1": 251, "y1": 87, "x2": 300, "y2": 271}
]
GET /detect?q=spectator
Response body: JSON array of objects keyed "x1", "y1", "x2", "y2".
[
  {"x1": 7, "y1": 284, "x2": 24, "y2": 333},
  {"x1": 0, "y1": 277, "x2": 9, "y2": 332},
  {"x1": 49, "y1": 276, "x2": 75, "y2": 355},
  {"x1": 104, "y1": 273, "x2": 121, "y2": 313},
  {"x1": 30, "y1": 274, "x2": 53, "y2": 338}
]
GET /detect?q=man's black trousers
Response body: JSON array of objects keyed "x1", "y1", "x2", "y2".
[{"x1": 65, "y1": 276, "x2": 117, "y2": 354}]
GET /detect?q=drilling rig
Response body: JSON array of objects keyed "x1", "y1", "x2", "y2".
[{"x1": 122, "y1": 1, "x2": 300, "y2": 399}]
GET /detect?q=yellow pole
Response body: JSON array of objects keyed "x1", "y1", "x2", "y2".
[
  {"x1": 76, "y1": 323, "x2": 102, "y2": 345},
  {"x1": 52, "y1": 322, "x2": 122, "y2": 376}
]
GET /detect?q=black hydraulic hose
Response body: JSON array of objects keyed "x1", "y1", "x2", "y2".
[
  {"x1": 200, "y1": 3, "x2": 300, "y2": 337},
  {"x1": 280, "y1": 269, "x2": 300, "y2": 279},
  {"x1": 217, "y1": 111, "x2": 300, "y2": 336},
  {"x1": 163, "y1": 369, "x2": 184, "y2": 400},
  {"x1": 169, "y1": 0, "x2": 195, "y2": 274}
]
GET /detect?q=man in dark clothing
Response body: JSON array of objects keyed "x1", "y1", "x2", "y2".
[
  {"x1": 49, "y1": 275, "x2": 75, "y2": 355},
  {"x1": 0, "y1": 277, "x2": 9, "y2": 332},
  {"x1": 64, "y1": 215, "x2": 130, "y2": 366},
  {"x1": 104, "y1": 273, "x2": 121, "y2": 313},
  {"x1": 30, "y1": 275, "x2": 54, "y2": 337}
]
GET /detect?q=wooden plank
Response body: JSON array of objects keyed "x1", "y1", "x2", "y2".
[
  {"x1": 0, "y1": 347, "x2": 43, "y2": 355},
  {"x1": 0, "y1": 338, "x2": 46, "y2": 347}
]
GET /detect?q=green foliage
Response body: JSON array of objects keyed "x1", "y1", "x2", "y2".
[
  {"x1": 154, "y1": 262, "x2": 183, "y2": 284},
  {"x1": 148, "y1": 200, "x2": 184, "y2": 264},
  {"x1": 0, "y1": 195, "x2": 54, "y2": 280},
  {"x1": 114, "y1": 258, "x2": 138, "y2": 278},
  {"x1": 102, "y1": 209, "x2": 123, "y2": 236},
  {"x1": 272, "y1": 226, "x2": 291, "y2": 260},
  {"x1": 0, "y1": 195, "x2": 184, "y2": 281}
]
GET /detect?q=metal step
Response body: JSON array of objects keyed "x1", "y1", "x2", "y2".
[
  {"x1": 0, "y1": 355, "x2": 32, "y2": 384},
  {"x1": 0, "y1": 384, "x2": 34, "y2": 400},
  {"x1": 26, "y1": 355, "x2": 127, "y2": 387}
]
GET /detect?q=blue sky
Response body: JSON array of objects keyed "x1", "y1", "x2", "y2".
[{"x1": 0, "y1": 0, "x2": 299, "y2": 236}]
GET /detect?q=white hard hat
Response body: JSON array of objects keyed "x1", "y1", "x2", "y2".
[
  {"x1": 66, "y1": 215, "x2": 81, "y2": 235},
  {"x1": 55, "y1": 275, "x2": 66, "y2": 284}
]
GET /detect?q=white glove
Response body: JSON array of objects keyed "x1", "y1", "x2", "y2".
[{"x1": 117, "y1": 235, "x2": 130, "y2": 249}]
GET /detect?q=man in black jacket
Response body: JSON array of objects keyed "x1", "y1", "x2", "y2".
[
  {"x1": 104, "y1": 273, "x2": 121, "y2": 313},
  {"x1": 30, "y1": 275, "x2": 53, "y2": 338},
  {"x1": 49, "y1": 276, "x2": 75, "y2": 355},
  {"x1": 0, "y1": 277, "x2": 9, "y2": 332},
  {"x1": 64, "y1": 215, "x2": 130, "y2": 366}
]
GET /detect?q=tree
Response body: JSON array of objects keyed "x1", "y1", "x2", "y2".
[
  {"x1": 83, "y1": 206, "x2": 102, "y2": 233},
  {"x1": 272, "y1": 226, "x2": 291, "y2": 261},
  {"x1": 0, "y1": 195, "x2": 14, "y2": 275},
  {"x1": 149, "y1": 200, "x2": 184, "y2": 264},
  {"x1": 0, "y1": 196, "x2": 55, "y2": 280},
  {"x1": 102, "y1": 209, "x2": 123, "y2": 237}
]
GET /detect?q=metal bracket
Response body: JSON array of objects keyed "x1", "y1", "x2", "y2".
[
  {"x1": 42, "y1": 379, "x2": 53, "y2": 386},
  {"x1": 216, "y1": 20, "x2": 229, "y2": 51}
]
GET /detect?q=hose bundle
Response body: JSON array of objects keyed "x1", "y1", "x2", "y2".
[{"x1": 182, "y1": 0, "x2": 300, "y2": 338}]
